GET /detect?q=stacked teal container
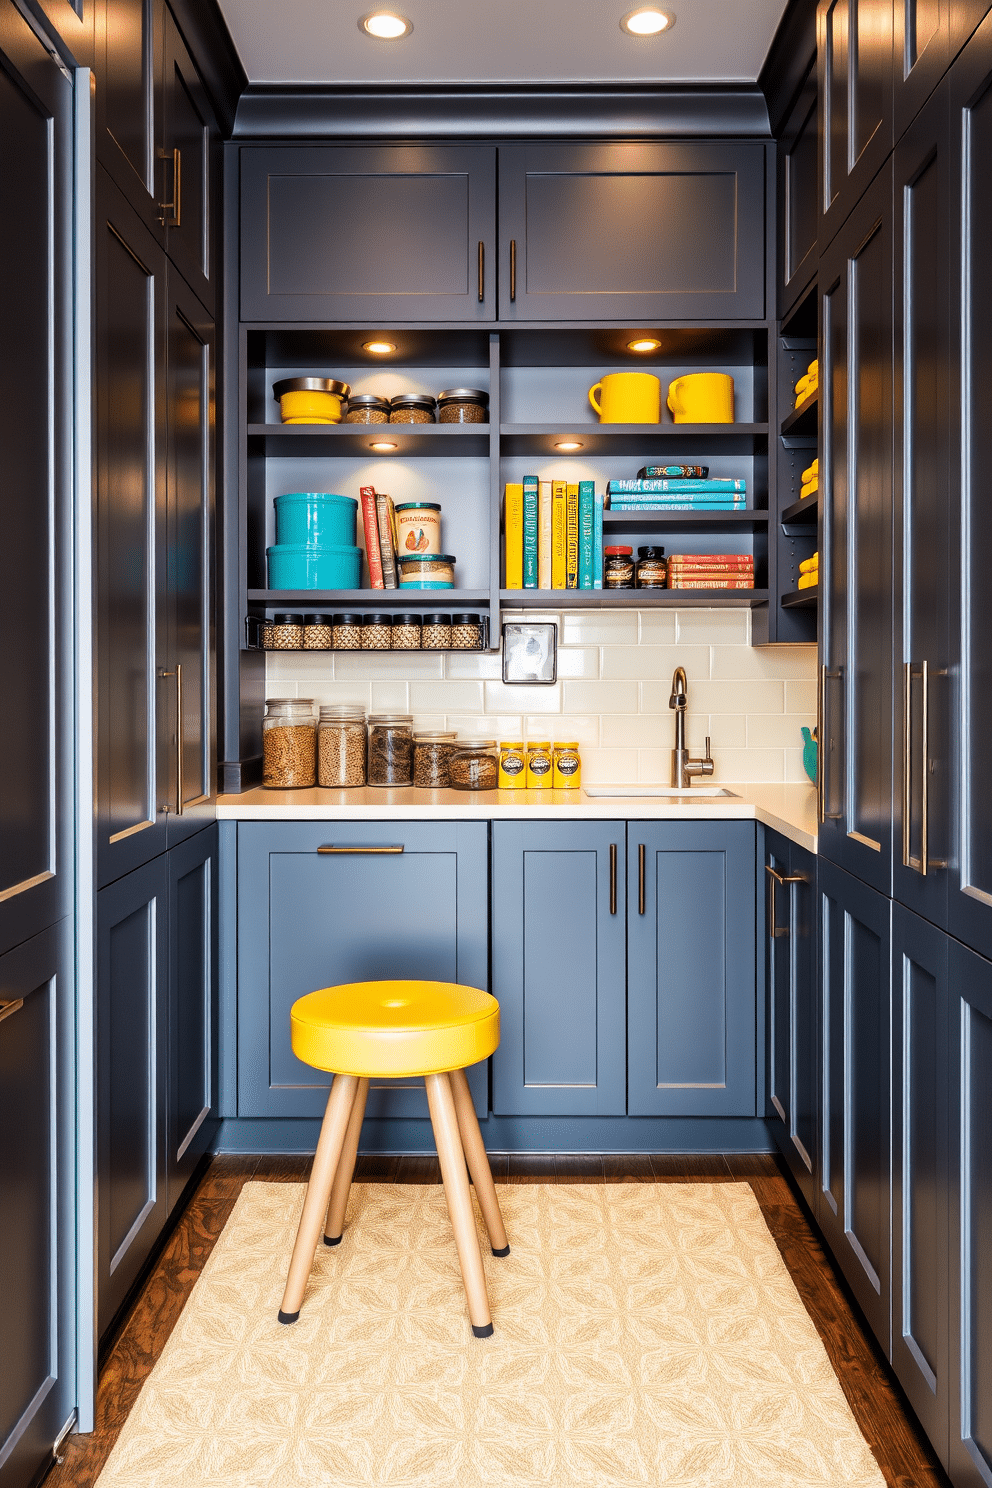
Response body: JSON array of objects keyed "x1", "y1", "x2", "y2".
[{"x1": 267, "y1": 492, "x2": 362, "y2": 588}]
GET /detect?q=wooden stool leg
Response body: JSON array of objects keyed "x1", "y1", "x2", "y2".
[
  {"x1": 426, "y1": 1071, "x2": 493, "y2": 1338},
  {"x1": 324, "y1": 1076, "x2": 369, "y2": 1246},
  {"x1": 278, "y1": 1072, "x2": 359, "y2": 1324},
  {"x1": 449, "y1": 1067, "x2": 509, "y2": 1257}
]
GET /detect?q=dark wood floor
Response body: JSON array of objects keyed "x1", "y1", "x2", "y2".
[{"x1": 47, "y1": 1152, "x2": 950, "y2": 1488}]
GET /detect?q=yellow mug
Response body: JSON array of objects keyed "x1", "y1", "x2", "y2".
[
  {"x1": 588, "y1": 372, "x2": 661, "y2": 424},
  {"x1": 666, "y1": 372, "x2": 735, "y2": 424}
]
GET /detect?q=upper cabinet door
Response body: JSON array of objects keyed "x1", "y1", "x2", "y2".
[
  {"x1": 818, "y1": 165, "x2": 895, "y2": 897},
  {"x1": 948, "y1": 11, "x2": 992, "y2": 962},
  {"x1": 778, "y1": 61, "x2": 819, "y2": 319},
  {"x1": 240, "y1": 145, "x2": 497, "y2": 323},
  {"x1": 97, "y1": 0, "x2": 163, "y2": 239},
  {"x1": 160, "y1": 5, "x2": 217, "y2": 312},
  {"x1": 0, "y1": 4, "x2": 74, "y2": 957},
  {"x1": 818, "y1": 0, "x2": 893, "y2": 246},
  {"x1": 498, "y1": 142, "x2": 766, "y2": 322},
  {"x1": 894, "y1": 0, "x2": 949, "y2": 138}
]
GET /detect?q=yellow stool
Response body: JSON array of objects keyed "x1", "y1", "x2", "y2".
[{"x1": 278, "y1": 979, "x2": 509, "y2": 1338}]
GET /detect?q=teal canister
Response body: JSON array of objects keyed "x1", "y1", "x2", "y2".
[{"x1": 274, "y1": 492, "x2": 358, "y2": 547}]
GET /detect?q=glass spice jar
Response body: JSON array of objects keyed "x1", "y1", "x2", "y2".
[
  {"x1": 269, "y1": 612, "x2": 305, "y2": 649},
  {"x1": 449, "y1": 740, "x2": 499, "y2": 790},
  {"x1": 553, "y1": 741, "x2": 582, "y2": 790},
  {"x1": 303, "y1": 612, "x2": 334, "y2": 649},
  {"x1": 367, "y1": 714, "x2": 414, "y2": 787},
  {"x1": 331, "y1": 613, "x2": 364, "y2": 650},
  {"x1": 263, "y1": 699, "x2": 316, "y2": 789},
  {"x1": 413, "y1": 731, "x2": 457, "y2": 788},
  {"x1": 343, "y1": 393, "x2": 390, "y2": 424},
  {"x1": 450, "y1": 613, "x2": 483, "y2": 649},
  {"x1": 262, "y1": 620, "x2": 276, "y2": 650},
  {"x1": 361, "y1": 613, "x2": 392, "y2": 650},
  {"x1": 421, "y1": 613, "x2": 452, "y2": 649},
  {"x1": 437, "y1": 387, "x2": 489, "y2": 424},
  {"x1": 635, "y1": 546, "x2": 667, "y2": 589},
  {"x1": 389, "y1": 393, "x2": 436, "y2": 424},
  {"x1": 498, "y1": 741, "x2": 527, "y2": 790},
  {"x1": 526, "y1": 740, "x2": 554, "y2": 788},
  {"x1": 318, "y1": 705, "x2": 367, "y2": 787},
  {"x1": 604, "y1": 547, "x2": 635, "y2": 589},
  {"x1": 391, "y1": 613, "x2": 422, "y2": 650}
]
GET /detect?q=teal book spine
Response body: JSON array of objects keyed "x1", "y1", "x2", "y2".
[
  {"x1": 607, "y1": 478, "x2": 746, "y2": 493},
  {"x1": 522, "y1": 476, "x2": 539, "y2": 588},
  {"x1": 608, "y1": 500, "x2": 742, "y2": 512},
  {"x1": 578, "y1": 481, "x2": 595, "y2": 589},
  {"x1": 593, "y1": 491, "x2": 604, "y2": 589}
]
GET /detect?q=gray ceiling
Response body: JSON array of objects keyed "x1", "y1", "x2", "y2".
[{"x1": 217, "y1": 0, "x2": 791, "y2": 87}]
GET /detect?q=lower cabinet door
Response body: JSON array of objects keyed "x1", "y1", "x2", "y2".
[
  {"x1": 490, "y1": 820, "x2": 626, "y2": 1116},
  {"x1": 891, "y1": 905, "x2": 950, "y2": 1469},
  {"x1": 948, "y1": 937, "x2": 992, "y2": 1488},
  {"x1": 97, "y1": 857, "x2": 169, "y2": 1338},
  {"x1": 766, "y1": 833, "x2": 819, "y2": 1209},
  {"x1": 817, "y1": 858, "x2": 892, "y2": 1353},
  {"x1": 237, "y1": 822, "x2": 489, "y2": 1120},
  {"x1": 628, "y1": 822, "x2": 756, "y2": 1116},
  {"x1": 167, "y1": 827, "x2": 217, "y2": 1215},
  {"x1": 0, "y1": 925, "x2": 72, "y2": 1488}
]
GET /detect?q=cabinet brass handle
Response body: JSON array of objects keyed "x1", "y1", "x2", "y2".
[
  {"x1": 609, "y1": 843, "x2": 617, "y2": 915},
  {"x1": 158, "y1": 664, "x2": 183, "y2": 815},
  {"x1": 478, "y1": 241, "x2": 484, "y2": 302},
  {"x1": 765, "y1": 864, "x2": 806, "y2": 941},
  {"x1": 818, "y1": 664, "x2": 843, "y2": 823},
  {"x1": 158, "y1": 146, "x2": 181, "y2": 227},
  {"x1": 317, "y1": 845, "x2": 405, "y2": 855},
  {"x1": 0, "y1": 998, "x2": 24, "y2": 1026},
  {"x1": 921, "y1": 658, "x2": 930, "y2": 876},
  {"x1": 638, "y1": 843, "x2": 646, "y2": 915},
  {"x1": 510, "y1": 239, "x2": 516, "y2": 302}
]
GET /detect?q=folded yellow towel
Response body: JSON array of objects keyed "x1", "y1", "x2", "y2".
[
  {"x1": 801, "y1": 458, "x2": 819, "y2": 483},
  {"x1": 798, "y1": 572, "x2": 818, "y2": 589},
  {"x1": 794, "y1": 374, "x2": 810, "y2": 396},
  {"x1": 807, "y1": 358, "x2": 818, "y2": 378},
  {"x1": 799, "y1": 552, "x2": 819, "y2": 575},
  {"x1": 800, "y1": 478, "x2": 819, "y2": 500}
]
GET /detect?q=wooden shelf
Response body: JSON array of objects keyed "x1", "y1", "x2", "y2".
[
  {"x1": 604, "y1": 509, "x2": 768, "y2": 533},
  {"x1": 781, "y1": 585, "x2": 818, "y2": 608},
  {"x1": 500, "y1": 422, "x2": 767, "y2": 457},
  {"x1": 501, "y1": 588, "x2": 769, "y2": 609},
  {"x1": 780, "y1": 390, "x2": 818, "y2": 440},
  {"x1": 246, "y1": 423, "x2": 491, "y2": 456},
  {"x1": 247, "y1": 588, "x2": 491, "y2": 607},
  {"x1": 781, "y1": 494, "x2": 818, "y2": 534}
]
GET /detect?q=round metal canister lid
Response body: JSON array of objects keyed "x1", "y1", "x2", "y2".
[
  {"x1": 346, "y1": 393, "x2": 391, "y2": 409},
  {"x1": 638, "y1": 546, "x2": 666, "y2": 558},
  {"x1": 362, "y1": 613, "x2": 394, "y2": 625},
  {"x1": 451, "y1": 613, "x2": 481, "y2": 624},
  {"x1": 437, "y1": 387, "x2": 489, "y2": 404},
  {"x1": 272, "y1": 612, "x2": 304, "y2": 624},
  {"x1": 272, "y1": 377, "x2": 350, "y2": 398},
  {"x1": 422, "y1": 614, "x2": 453, "y2": 624},
  {"x1": 394, "y1": 501, "x2": 441, "y2": 512},
  {"x1": 390, "y1": 392, "x2": 437, "y2": 410},
  {"x1": 396, "y1": 553, "x2": 456, "y2": 564},
  {"x1": 333, "y1": 613, "x2": 364, "y2": 625}
]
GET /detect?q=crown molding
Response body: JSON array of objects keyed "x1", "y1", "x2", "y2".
[
  {"x1": 168, "y1": 0, "x2": 248, "y2": 136},
  {"x1": 758, "y1": 0, "x2": 816, "y2": 137}
]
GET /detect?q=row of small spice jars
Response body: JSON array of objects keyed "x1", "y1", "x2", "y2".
[
  {"x1": 343, "y1": 388, "x2": 489, "y2": 425},
  {"x1": 263, "y1": 612, "x2": 484, "y2": 651},
  {"x1": 497, "y1": 741, "x2": 581, "y2": 790}
]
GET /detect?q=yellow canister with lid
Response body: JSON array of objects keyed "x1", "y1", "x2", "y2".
[
  {"x1": 526, "y1": 740, "x2": 553, "y2": 789},
  {"x1": 553, "y1": 741, "x2": 581, "y2": 790},
  {"x1": 273, "y1": 377, "x2": 350, "y2": 425},
  {"x1": 498, "y1": 741, "x2": 527, "y2": 789}
]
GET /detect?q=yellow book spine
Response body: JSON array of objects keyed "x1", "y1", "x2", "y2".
[
  {"x1": 551, "y1": 480, "x2": 567, "y2": 589},
  {"x1": 538, "y1": 480, "x2": 553, "y2": 589},
  {"x1": 565, "y1": 485, "x2": 579, "y2": 589},
  {"x1": 504, "y1": 483, "x2": 524, "y2": 589}
]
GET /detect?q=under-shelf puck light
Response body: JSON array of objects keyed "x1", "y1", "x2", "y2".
[
  {"x1": 554, "y1": 440, "x2": 584, "y2": 451},
  {"x1": 360, "y1": 11, "x2": 412, "y2": 39},
  {"x1": 363, "y1": 340, "x2": 397, "y2": 354},
  {"x1": 628, "y1": 337, "x2": 662, "y2": 353},
  {"x1": 370, "y1": 440, "x2": 398, "y2": 451},
  {"x1": 620, "y1": 8, "x2": 674, "y2": 35}
]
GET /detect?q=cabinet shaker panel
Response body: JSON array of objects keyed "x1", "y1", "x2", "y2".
[
  {"x1": 97, "y1": 0, "x2": 162, "y2": 236},
  {"x1": 818, "y1": 0, "x2": 893, "y2": 244},
  {"x1": 765, "y1": 833, "x2": 818, "y2": 1210},
  {"x1": 779, "y1": 71, "x2": 819, "y2": 318},
  {"x1": 499, "y1": 143, "x2": 765, "y2": 321},
  {"x1": 160, "y1": 5, "x2": 216, "y2": 312},
  {"x1": 167, "y1": 827, "x2": 216, "y2": 1212},
  {"x1": 240, "y1": 146, "x2": 496, "y2": 322},
  {"x1": 894, "y1": 0, "x2": 949, "y2": 137}
]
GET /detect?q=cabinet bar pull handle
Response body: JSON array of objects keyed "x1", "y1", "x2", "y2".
[
  {"x1": 0, "y1": 998, "x2": 24, "y2": 1026},
  {"x1": 510, "y1": 239, "x2": 516, "y2": 302},
  {"x1": 765, "y1": 865, "x2": 808, "y2": 886},
  {"x1": 921, "y1": 658, "x2": 929, "y2": 876},
  {"x1": 903, "y1": 660, "x2": 913, "y2": 869},
  {"x1": 609, "y1": 843, "x2": 617, "y2": 915},
  {"x1": 478, "y1": 241, "x2": 484, "y2": 302},
  {"x1": 765, "y1": 864, "x2": 806, "y2": 941},
  {"x1": 158, "y1": 664, "x2": 183, "y2": 815},
  {"x1": 638, "y1": 843, "x2": 646, "y2": 915},
  {"x1": 158, "y1": 147, "x2": 181, "y2": 227},
  {"x1": 317, "y1": 845, "x2": 405, "y2": 855},
  {"x1": 818, "y1": 664, "x2": 843, "y2": 822}
]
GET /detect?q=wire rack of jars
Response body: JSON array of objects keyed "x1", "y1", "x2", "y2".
[{"x1": 247, "y1": 611, "x2": 489, "y2": 653}]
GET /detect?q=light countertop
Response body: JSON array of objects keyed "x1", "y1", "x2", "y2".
[{"x1": 217, "y1": 781, "x2": 818, "y2": 853}]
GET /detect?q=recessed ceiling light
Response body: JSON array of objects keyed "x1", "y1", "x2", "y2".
[
  {"x1": 363, "y1": 340, "x2": 397, "y2": 354},
  {"x1": 620, "y1": 8, "x2": 675, "y2": 36},
  {"x1": 554, "y1": 440, "x2": 584, "y2": 451},
  {"x1": 370, "y1": 440, "x2": 398, "y2": 451},
  {"x1": 628, "y1": 337, "x2": 662, "y2": 353},
  {"x1": 360, "y1": 11, "x2": 412, "y2": 39}
]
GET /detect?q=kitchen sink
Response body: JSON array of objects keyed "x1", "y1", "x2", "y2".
[{"x1": 583, "y1": 786, "x2": 740, "y2": 799}]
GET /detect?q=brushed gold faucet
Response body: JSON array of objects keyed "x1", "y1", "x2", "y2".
[{"x1": 669, "y1": 667, "x2": 714, "y2": 788}]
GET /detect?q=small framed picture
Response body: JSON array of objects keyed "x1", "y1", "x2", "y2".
[{"x1": 502, "y1": 622, "x2": 557, "y2": 684}]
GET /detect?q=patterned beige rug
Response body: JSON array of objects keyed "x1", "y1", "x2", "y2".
[{"x1": 96, "y1": 1181, "x2": 886, "y2": 1487}]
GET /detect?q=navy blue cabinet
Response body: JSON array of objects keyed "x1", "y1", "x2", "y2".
[
  {"x1": 891, "y1": 905, "x2": 951, "y2": 1467},
  {"x1": 948, "y1": 935, "x2": 992, "y2": 1488},
  {"x1": 491, "y1": 821, "x2": 626, "y2": 1116},
  {"x1": 236, "y1": 822, "x2": 489, "y2": 1121},
  {"x1": 0, "y1": 925, "x2": 73, "y2": 1488},
  {"x1": 817, "y1": 0, "x2": 894, "y2": 246},
  {"x1": 817, "y1": 857, "x2": 892, "y2": 1352},
  {"x1": 765, "y1": 831, "x2": 819, "y2": 1210},
  {"x1": 167, "y1": 827, "x2": 218, "y2": 1213},
  {"x1": 628, "y1": 822, "x2": 757, "y2": 1117}
]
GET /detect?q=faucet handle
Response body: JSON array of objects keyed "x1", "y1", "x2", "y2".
[{"x1": 701, "y1": 736, "x2": 714, "y2": 776}]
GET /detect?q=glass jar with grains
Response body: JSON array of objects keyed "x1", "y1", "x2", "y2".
[
  {"x1": 367, "y1": 713, "x2": 414, "y2": 787},
  {"x1": 343, "y1": 394, "x2": 390, "y2": 425},
  {"x1": 389, "y1": 393, "x2": 436, "y2": 424},
  {"x1": 361, "y1": 613, "x2": 392, "y2": 650},
  {"x1": 391, "y1": 613, "x2": 421, "y2": 650},
  {"x1": 449, "y1": 740, "x2": 499, "y2": 790},
  {"x1": 269, "y1": 612, "x2": 305, "y2": 648},
  {"x1": 450, "y1": 612, "x2": 483, "y2": 649},
  {"x1": 331, "y1": 613, "x2": 363, "y2": 650},
  {"x1": 263, "y1": 699, "x2": 316, "y2": 789},
  {"x1": 318, "y1": 705, "x2": 367, "y2": 788},
  {"x1": 437, "y1": 388, "x2": 489, "y2": 424},
  {"x1": 303, "y1": 613, "x2": 334, "y2": 649},
  {"x1": 413, "y1": 731, "x2": 457, "y2": 788}
]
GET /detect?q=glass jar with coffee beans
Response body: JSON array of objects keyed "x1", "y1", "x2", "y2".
[
  {"x1": 318, "y1": 705, "x2": 367, "y2": 787},
  {"x1": 263, "y1": 699, "x2": 316, "y2": 788},
  {"x1": 420, "y1": 613, "x2": 452, "y2": 649},
  {"x1": 413, "y1": 731, "x2": 457, "y2": 788},
  {"x1": 391, "y1": 613, "x2": 421, "y2": 650},
  {"x1": 449, "y1": 740, "x2": 499, "y2": 790},
  {"x1": 269, "y1": 612, "x2": 305, "y2": 649},
  {"x1": 303, "y1": 613, "x2": 334, "y2": 648},
  {"x1": 361, "y1": 613, "x2": 392, "y2": 650},
  {"x1": 389, "y1": 393, "x2": 436, "y2": 424},
  {"x1": 450, "y1": 613, "x2": 483, "y2": 649},
  {"x1": 332, "y1": 613, "x2": 363, "y2": 649},
  {"x1": 437, "y1": 388, "x2": 489, "y2": 424},
  {"x1": 367, "y1": 714, "x2": 414, "y2": 787}
]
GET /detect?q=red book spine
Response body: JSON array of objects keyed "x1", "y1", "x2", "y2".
[
  {"x1": 360, "y1": 485, "x2": 384, "y2": 589},
  {"x1": 668, "y1": 577, "x2": 756, "y2": 590},
  {"x1": 667, "y1": 555, "x2": 755, "y2": 568}
]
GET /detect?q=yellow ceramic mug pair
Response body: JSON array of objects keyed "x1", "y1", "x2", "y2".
[{"x1": 587, "y1": 371, "x2": 735, "y2": 424}]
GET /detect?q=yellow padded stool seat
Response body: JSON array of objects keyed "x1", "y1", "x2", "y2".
[{"x1": 290, "y1": 979, "x2": 500, "y2": 1078}]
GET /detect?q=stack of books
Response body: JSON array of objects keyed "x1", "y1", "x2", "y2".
[
  {"x1": 606, "y1": 477, "x2": 747, "y2": 512},
  {"x1": 666, "y1": 553, "x2": 755, "y2": 590},
  {"x1": 504, "y1": 479, "x2": 602, "y2": 590}
]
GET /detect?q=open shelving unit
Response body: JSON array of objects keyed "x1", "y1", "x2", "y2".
[{"x1": 774, "y1": 282, "x2": 819, "y2": 642}]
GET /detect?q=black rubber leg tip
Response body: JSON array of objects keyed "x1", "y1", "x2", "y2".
[
  {"x1": 472, "y1": 1321, "x2": 495, "y2": 1339},
  {"x1": 323, "y1": 1233, "x2": 342, "y2": 1247},
  {"x1": 277, "y1": 1309, "x2": 299, "y2": 1326},
  {"x1": 492, "y1": 1244, "x2": 510, "y2": 1257}
]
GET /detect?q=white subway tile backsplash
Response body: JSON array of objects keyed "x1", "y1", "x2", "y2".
[
  {"x1": 747, "y1": 712, "x2": 814, "y2": 748},
  {"x1": 637, "y1": 748, "x2": 672, "y2": 782},
  {"x1": 554, "y1": 646, "x2": 600, "y2": 679},
  {"x1": 562, "y1": 679, "x2": 639, "y2": 714},
  {"x1": 409, "y1": 679, "x2": 485, "y2": 713},
  {"x1": 785, "y1": 748, "x2": 817, "y2": 785},
  {"x1": 691, "y1": 678, "x2": 785, "y2": 715},
  {"x1": 637, "y1": 611, "x2": 678, "y2": 644},
  {"x1": 601, "y1": 713, "x2": 672, "y2": 749},
  {"x1": 443, "y1": 651, "x2": 504, "y2": 680},
  {"x1": 786, "y1": 678, "x2": 818, "y2": 714},
  {"x1": 334, "y1": 650, "x2": 445, "y2": 681},
  {"x1": 675, "y1": 608, "x2": 750, "y2": 644},
  {"x1": 711, "y1": 643, "x2": 817, "y2": 680},
  {"x1": 561, "y1": 611, "x2": 638, "y2": 646},
  {"x1": 580, "y1": 748, "x2": 639, "y2": 784},
  {"x1": 543, "y1": 715, "x2": 601, "y2": 746},
  {"x1": 370, "y1": 682, "x2": 411, "y2": 713},
  {"x1": 710, "y1": 747, "x2": 789, "y2": 783},
  {"x1": 706, "y1": 713, "x2": 748, "y2": 748},
  {"x1": 601, "y1": 643, "x2": 710, "y2": 680},
  {"x1": 484, "y1": 680, "x2": 562, "y2": 714}
]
